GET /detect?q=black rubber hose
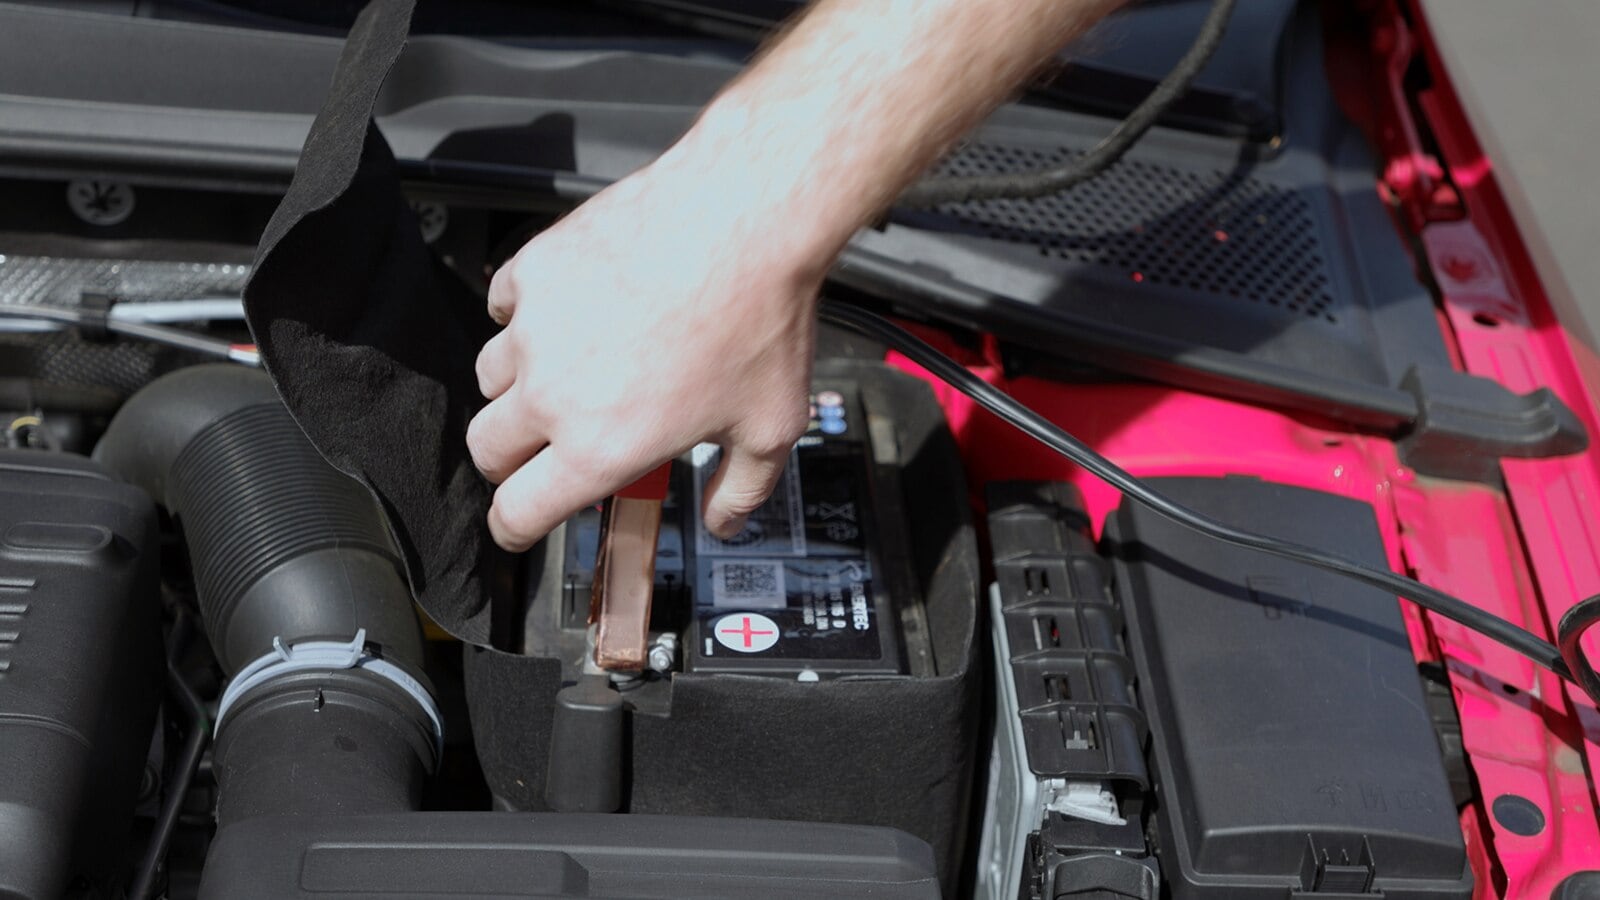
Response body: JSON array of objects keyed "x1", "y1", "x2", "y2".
[
  {"x1": 95, "y1": 365, "x2": 436, "y2": 824},
  {"x1": 211, "y1": 669, "x2": 435, "y2": 825},
  {"x1": 95, "y1": 365, "x2": 422, "y2": 674},
  {"x1": 1558, "y1": 596, "x2": 1600, "y2": 704}
]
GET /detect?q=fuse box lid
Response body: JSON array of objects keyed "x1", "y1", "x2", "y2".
[{"x1": 1107, "y1": 477, "x2": 1471, "y2": 899}]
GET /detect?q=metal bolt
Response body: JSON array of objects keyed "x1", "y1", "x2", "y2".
[
  {"x1": 66, "y1": 180, "x2": 136, "y2": 226},
  {"x1": 648, "y1": 633, "x2": 679, "y2": 673},
  {"x1": 409, "y1": 200, "x2": 448, "y2": 244}
]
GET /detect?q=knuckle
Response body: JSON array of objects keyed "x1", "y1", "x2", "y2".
[
  {"x1": 491, "y1": 497, "x2": 538, "y2": 544},
  {"x1": 473, "y1": 354, "x2": 497, "y2": 394},
  {"x1": 715, "y1": 483, "x2": 771, "y2": 518},
  {"x1": 466, "y1": 414, "x2": 512, "y2": 478},
  {"x1": 465, "y1": 413, "x2": 490, "y2": 458},
  {"x1": 486, "y1": 267, "x2": 522, "y2": 320},
  {"x1": 567, "y1": 433, "x2": 630, "y2": 480},
  {"x1": 745, "y1": 418, "x2": 805, "y2": 458},
  {"x1": 490, "y1": 261, "x2": 521, "y2": 294}
]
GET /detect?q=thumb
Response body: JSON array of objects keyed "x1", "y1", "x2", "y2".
[{"x1": 701, "y1": 444, "x2": 791, "y2": 540}]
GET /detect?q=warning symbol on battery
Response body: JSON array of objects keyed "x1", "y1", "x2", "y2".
[{"x1": 713, "y1": 613, "x2": 780, "y2": 653}]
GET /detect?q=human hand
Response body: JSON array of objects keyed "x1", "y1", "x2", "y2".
[{"x1": 467, "y1": 152, "x2": 832, "y2": 552}]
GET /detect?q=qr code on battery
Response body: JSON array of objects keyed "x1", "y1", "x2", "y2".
[{"x1": 710, "y1": 560, "x2": 787, "y2": 609}]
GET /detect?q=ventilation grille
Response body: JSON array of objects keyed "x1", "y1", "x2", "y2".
[
  {"x1": 0, "y1": 331, "x2": 196, "y2": 396},
  {"x1": 926, "y1": 143, "x2": 1338, "y2": 321}
]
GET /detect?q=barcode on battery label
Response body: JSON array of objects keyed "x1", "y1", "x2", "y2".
[{"x1": 710, "y1": 560, "x2": 787, "y2": 609}]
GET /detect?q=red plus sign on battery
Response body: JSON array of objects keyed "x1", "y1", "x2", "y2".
[
  {"x1": 722, "y1": 616, "x2": 773, "y2": 647},
  {"x1": 713, "y1": 613, "x2": 780, "y2": 653}
]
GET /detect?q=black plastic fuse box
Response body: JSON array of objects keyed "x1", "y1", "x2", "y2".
[
  {"x1": 0, "y1": 451, "x2": 163, "y2": 899},
  {"x1": 1107, "y1": 477, "x2": 1471, "y2": 899}
]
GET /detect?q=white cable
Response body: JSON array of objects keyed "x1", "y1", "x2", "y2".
[
  {"x1": 0, "y1": 297, "x2": 246, "y2": 333},
  {"x1": 107, "y1": 298, "x2": 245, "y2": 324}
]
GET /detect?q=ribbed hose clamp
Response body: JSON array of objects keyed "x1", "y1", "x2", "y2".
[{"x1": 215, "y1": 628, "x2": 444, "y2": 759}]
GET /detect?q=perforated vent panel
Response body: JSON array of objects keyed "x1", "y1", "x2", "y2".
[
  {"x1": 0, "y1": 332, "x2": 198, "y2": 396},
  {"x1": 0, "y1": 254, "x2": 251, "y2": 308},
  {"x1": 929, "y1": 143, "x2": 1338, "y2": 321}
]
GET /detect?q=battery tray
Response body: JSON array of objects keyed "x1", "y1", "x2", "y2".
[{"x1": 461, "y1": 358, "x2": 982, "y2": 889}]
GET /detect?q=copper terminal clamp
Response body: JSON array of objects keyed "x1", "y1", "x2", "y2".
[{"x1": 589, "y1": 462, "x2": 673, "y2": 671}]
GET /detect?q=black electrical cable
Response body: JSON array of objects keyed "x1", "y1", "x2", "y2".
[
  {"x1": 129, "y1": 608, "x2": 211, "y2": 900},
  {"x1": 1558, "y1": 598, "x2": 1600, "y2": 705},
  {"x1": 405, "y1": 0, "x2": 1237, "y2": 211},
  {"x1": 817, "y1": 300, "x2": 1600, "y2": 706},
  {"x1": 897, "y1": 0, "x2": 1237, "y2": 207}
]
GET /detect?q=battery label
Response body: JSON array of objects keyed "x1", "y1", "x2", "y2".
[
  {"x1": 697, "y1": 557, "x2": 884, "y2": 662},
  {"x1": 691, "y1": 444, "x2": 806, "y2": 558},
  {"x1": 686, "y1": 387, "x2": 905, "y2": 677}
]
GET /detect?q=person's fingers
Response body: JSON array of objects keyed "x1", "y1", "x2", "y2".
[
  {"x1": 488, "y1": 447, "x2": 604, "y2": 552},
  {"x1": 486, "y1": 263, "x2": 518, "y2": 326},
  {"x1": 475, "y1": 330, "x2": 517, "y2": 401},
  {"x1": 466, "y1": 390, "x2": 547, "y2": 485},
  {"x1": 701, "y1": 443, "x2": 791, "y2": 540}
]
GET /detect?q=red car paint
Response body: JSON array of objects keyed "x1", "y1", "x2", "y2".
[{"x1": 894, "y1": 1, "x2": 1600, "y2": 892}]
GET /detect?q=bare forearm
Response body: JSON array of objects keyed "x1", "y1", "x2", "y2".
[
  {"x1": 475, "y1": 0, "x2": 1124, "y2": 550},
  {"x1": 657, "y1": 0, "x2": 1123, "y2": 271}
]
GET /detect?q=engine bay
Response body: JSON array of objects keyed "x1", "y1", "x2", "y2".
[{"x1": 0, "y1": 0, "x2": 1597, "y2": 897}]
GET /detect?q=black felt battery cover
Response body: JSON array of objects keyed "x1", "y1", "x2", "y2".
[{"x1": 241, "y1": 0, "x2": 500, "y2": 644}]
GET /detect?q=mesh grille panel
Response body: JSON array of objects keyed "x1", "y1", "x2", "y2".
[
  {"x1": 929, "y1": 143, "x2": 1337, "y2": 321},
  {"x1": 0, "y1": 254, "x2": 250, "y2": 308},
  {"x1": 0, "y1": 253, "x2": 247, "y2": 396},
  {"x1": 0, "y1": 332, "x2": 197, "y2": 396}
]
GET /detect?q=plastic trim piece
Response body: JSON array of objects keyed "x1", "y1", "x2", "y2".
[
  {"x1": 197, "y1": 812, "x2": 942, "y2": 899},
  {"x1": 977, "y1": 481, "x2": 1157, "y2": 900},
  {"x1": 977, "y1": 583, "x2": 1046, "y2": 900},
  {"x1": 1398, "y1": 364, "x2": 1588, "y2": 482}
]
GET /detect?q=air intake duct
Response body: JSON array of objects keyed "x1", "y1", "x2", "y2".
[{"x1": 96, "y1": 365, "x2": 438, "y2": 826}]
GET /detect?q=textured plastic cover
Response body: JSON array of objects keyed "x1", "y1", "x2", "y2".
[
  {"x1": 1107, "y1": 477, "x2": 1470, "y2": 899},
  {"x1": 0, "y1": 450, "x2": 162, "y2": 900},
  {"x1": 198, "y1": 812, "x2": 940, "y2": 899}
]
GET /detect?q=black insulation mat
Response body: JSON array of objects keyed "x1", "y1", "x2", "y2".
[{"x1": 242, "y1": 0, "x2": 500, "y2": 644}]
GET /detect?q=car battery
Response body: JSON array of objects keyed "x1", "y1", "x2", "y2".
[
  {"x1": 552, "y1": 381, "x2": 925, "y2": 680},
  {"x1": 683, "y1": 384, "x2": 914, "y2": 678}
]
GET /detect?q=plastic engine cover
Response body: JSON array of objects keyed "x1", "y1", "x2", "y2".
[
  {"x1": 198, "y1": 812, "x2": 940, "y2": 899},
  {"x1": 0, "y1": 450, "x2": 162, "y2": 899},
  {"x1": 1107, "y1": 476, "x2": 1471, "y2": 899}
]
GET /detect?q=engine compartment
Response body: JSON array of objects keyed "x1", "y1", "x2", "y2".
[
  {"x1": 0, "y1": 351, "x2": 1480, "y2": 900},
  {"x1": 0, "y1": 0, "x2": 1596, "y2": 897}
]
